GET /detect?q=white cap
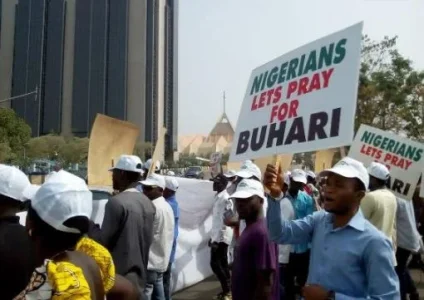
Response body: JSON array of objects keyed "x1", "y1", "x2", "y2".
[
  {"x1": 0, "y1": 164, "x2": 30, "y2": 202},
  {"x1": 322, "y1": 157, "x2": 369, "y2": 190},
  {"x1": 141, "y1": 173, "x2": 166, "y2": 189},
  {"x1": 32, "y1": 170, "x2": 93, "y2": 234},
  {"x1": 230, "y1": 179, "x2": 266, "y2": 200},
  {"x1": 167, "y1": 170, "x2": 175, "y2": 176},
  {"x1": 165, "y1": 176, "x2": 179, "y2": 191},
  {"x1": 224, "y1": 170, "x2": 237, "y2": 178},
  {"x1": 22, "y1": 184, "x2": 40, "y2": 201},
  {"x1": 367, "y1": 162, "x2": 390, "y2": 181},
  {"x1": 109, "y1": 155, "x2": 143, "y2": 173},
  {"x1": 306, "y1": 170, "x2": 316, "y2": 179},
  {"x1": 291, "y1": 169, "x2": 307, "y2": 184},
  {"x1": 236, "y1": 161, "x2": 261, "y2": 180},
  {"x1": 144, "y1": 159, "x2": 161, "y2": 171}
]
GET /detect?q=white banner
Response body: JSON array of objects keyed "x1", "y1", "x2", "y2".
[
  {"x1": 230, "y1": 22, "x2": 363, "y2": 162},
  {"x1": 349, "y1": 124, "x2": 424, "y2": 200}
]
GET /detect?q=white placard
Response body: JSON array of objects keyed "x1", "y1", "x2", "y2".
[
  {"x1": 230, "y1": 22, "x2": 363, "y2": 162},
  {"x1": 349, "y1": 124, "x2": 424, "y2": 200}
]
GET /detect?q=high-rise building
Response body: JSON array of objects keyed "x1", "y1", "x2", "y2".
[{"x1": 0, "y1": 0, "x2": 178, "y2": 160}]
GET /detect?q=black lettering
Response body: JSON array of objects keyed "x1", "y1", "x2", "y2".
[
  {"x1": 403, "y1": 183, "x2": 411, "y2": 196},
  {"x1": 285, "y1": 117, "x2": 306, "y2": 145},
  {"x1": 251, "y1": 126, "x2": 267, "y2": 152},
  {"x1": 236, "y1": 130, "x2": 250, "y2": 154},
  {"x1": 392, "y1": 179, "x2": 404, "y2": 194},
  {"x1": 266, "y1": 121, "x2": 287, "y2": 148},
  {"x1": 308, "y1": 112, "x2": 328, "y2": 141},
  {"x1": 330, "y1": 108, "x2": 341, "y2": 137}
]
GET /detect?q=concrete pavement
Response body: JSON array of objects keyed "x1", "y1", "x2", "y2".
[{"x1": 173, "y1": 270, "x2": 424, "y2": 299}]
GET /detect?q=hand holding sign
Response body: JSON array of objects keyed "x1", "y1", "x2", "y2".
[{"x1": 263, "y1": 164, "x2": 283, "y2": 198}]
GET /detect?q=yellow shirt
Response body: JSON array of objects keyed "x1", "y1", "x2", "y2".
[{"x1": 361, "y1": 189, "x2": 397, "y2": 244}]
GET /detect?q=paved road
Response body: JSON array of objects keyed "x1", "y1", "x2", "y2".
[{"x1": 173, "y1": 270, "x2": 424, "y2": 299}]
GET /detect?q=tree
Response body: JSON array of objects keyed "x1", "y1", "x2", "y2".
[
  {"x1": 0, "y1": 108, "x2": 31, "y2": 162},
  {"x1": 355, "y1": 35, "x2": 424, "y2": 134},
  {"x1": 60, "y1": 137, "x2": 89, "y2": 164}
]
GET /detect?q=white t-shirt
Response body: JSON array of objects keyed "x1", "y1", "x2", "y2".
[
  {"x1": 278, "y1": 197, "x2": 295, "y2": 263},
  {"x1": 148, "y1": 196, "x2": 175, "y2": 272},
  {"x1": 211, "y1": 190, "x2": 233, "y2": 245}
]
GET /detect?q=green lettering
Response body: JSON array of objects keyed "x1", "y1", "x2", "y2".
[
  {"x1": 381, "y1": 137, "x2": 389, "y2": 150},
  {"x1": 287, "y1": 58, "x2": 299, "y2": 81},
  {"x1": 267, "y1": 67, "x2": 279, "y2": 88},
  {"x1": 397, "y1": 144, "x2": 406, "y2": 157},
  {"x1": 386, "y1": 139, "x2": 396, "y2": 152},
  {"x1": 373, "y1": 135, "x2": 382, "y2": 147},
  {"x1": 334, "y1": 38, "x2": 347, "y2": 64},
  {"x1": 277, "y1": 62, "x2": 288, "y2": 84},
  {"x1": 303, "y1": 50, "x2": 317, "y2": 74},
  {"x1": 318, "y1": 43, "x2": 335, "y2": 69},
  {"x1": 360, "y1": 130, "x2": 372, "y2": 144},
  {"x1": 414, "y1": 149, "x2": 423, "y2": 162},
  {"x1": 298, "y1": 54, "x2": 306, "y2": 76},
  {"x1": 260, "y1": 71, "x2": 269, "y2": 91},
  {"x1": 250, "y1": 74, "x2": 263, "y2": 95}
]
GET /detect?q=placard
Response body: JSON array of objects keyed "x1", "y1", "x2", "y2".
[
  {"x1": 349, "y1": 124, "x2": 424, "y2": 200},
  {"x1": 230, "y1": 22, "x2": 363, "y2": 162}
]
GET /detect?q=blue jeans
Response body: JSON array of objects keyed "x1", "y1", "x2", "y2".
[
  {"x1": 163, "y1": 263, "x2": 172, "y2": 300},
  {"x1": 279, "y1": 263, "x2": 288, "y2": 300},
  {"x1": 144, "y1": 270, "x2": 165, "y2": 300}
]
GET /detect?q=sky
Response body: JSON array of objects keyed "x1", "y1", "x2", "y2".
[{"x1": 178, "y1": 0, "x2": 424, "y2": 136}]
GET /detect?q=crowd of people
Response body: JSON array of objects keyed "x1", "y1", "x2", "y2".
[{"x1": 0, "y1": 153, "x2": 423, "y2": 299}]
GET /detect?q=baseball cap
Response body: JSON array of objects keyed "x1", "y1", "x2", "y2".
[
  {"x1": 22, "y1": 184, "x2": 40, "y2": 201},
  {"x1": 230, "y1": 179, "x2": 266, "y2": 200},
  {"x1": 224, "y1": 170, "x2": 237, "y2": 178},
  {"x1": 321, "y1": 157, "x2": 369, "y2": 190},
  {"x1": 141, "y1": 173, "x2": 166, "y2": 189},
  {"x1": 144, "y1": 159, "x2": 161, "y2": 171},
  {"x1": 306, "y1": 170, "x2": 316, "y2": 179},
  {"x1": 367, "y1": 162, "x2": 390, "y2": 181},
  {"x1": 31, "y1": 170, "x2": 93, "y2": 234},
  {"x1": 0, "y1": 164, "x2": 30, "y2": 202},
  {"x1": 291, "y1": 169, "x2": 307, "y2": 184},
  {"x1": 109, "y1": 155, "x2": 143, "y2": 173},
  {"x1": 236, "y1": 161, "x2": 261, "y2": 180},
  {"x1": 165, "y1": 176, "x2": 179, "y2": 191}
]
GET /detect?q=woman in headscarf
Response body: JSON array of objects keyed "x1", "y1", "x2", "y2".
[{"x1": 14, "y1": 170, "x2": 137, "y2": 300}]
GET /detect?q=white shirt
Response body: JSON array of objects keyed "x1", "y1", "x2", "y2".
[
  {"x1": 239, "y1": 197, "x2": 268, "y2": 235},
  {"x1": 397, "y1": 197, "x2": 421, "y2": 252},
  {"x1": 148, "y1": 196, "x2": 175, "y2": 272},
  {"x1": 211, "y1": 190, "x2": 233, "y2": 245},
  {"x1": 279, "y1": 196, "x2": 295, "y2": 263}
]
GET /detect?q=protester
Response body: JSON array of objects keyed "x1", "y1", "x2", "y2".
[
  {"x1": 361, "y1": 162, "x2": 397, "y2": 245},
  {"x1": 277, "y1": 172, "x2": 294, "y2": 300},
  {"x1": 210, "y1": 174, "x2": 233, "y2": 300},
  {"x1": 89, "y1": 155, "x2": 156, "y2": 297},
  {"x1": 0, "y1": 165, "x2": 35, "y2": 299},
  {"x1": 265, "y1": 157, "x2": 399, "y2": 299},
  {"x1": 163, "y1": 176, "x2": 180, "y2": 300},
  {"x1": 283, "y1": 169, "x2": 314, "y2": 299},
  {"x1": 304, "y1": 171, "x2": 318, "y2": 198},
  {"x1": 15, "y1": 170, "x2": 116, "y2": 299},
  {"x1": 231, "y1": 179, "x2": 279, "y2": 300},
  {"x1": 396, "y1": 193, "x2": 421, "y2": 300},
  {"x1": 141, "y1": 159, "x2": 161, "y2": 180},
  {"x1": 141, "y1": 174, "x2": 175, "y2": 300},
  {"x1": 224, "y1": 170, "x2": 237, "y2": 195}
]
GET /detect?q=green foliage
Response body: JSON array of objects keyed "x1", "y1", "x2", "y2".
[
  {"x1": 26, "y1": 135, "x2": 88, "y2": 165},
  {"x1": 0, "y1": 108, "x2": 31, "y2": 162},
  {"x1": 356, "y1": 35, "x2": 424, "y2": 136}
]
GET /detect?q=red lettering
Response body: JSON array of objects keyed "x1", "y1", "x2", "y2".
[
  {"x1": 287, "y1": 81, "x2": 298, "y2": 99},
  {"x1": 309, "y1": 73, "x2": 321, "y2": 91},
  {"x1": 298, "y1": 77, "x2": 309, "y2": 96},
  {"x1": 404, "y1": 160, "x2": 413, "y2": 170},
  {"x1": 273, "y1": 86, "x2": 282, "y2": 103},
  {"x1": 269, "y1": 99, "x2": 299, "y2": 124},
  {"x1": 288, "y1": 99, "x2": 299, "y2": 118},
  {"x1": 270, "y1": 105, "x2": 279, "y2": 123},
  {"x1": 251, "y1": 95, "x2": 259, "y2": 111},
  {"x1": 266, "y1": 89, "x2": 275, "y2": 105},
  {"x1": 322, "y1": 68, "x2": 334, "y2": 88}
]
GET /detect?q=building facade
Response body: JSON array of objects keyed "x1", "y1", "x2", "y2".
[{"x1": 0, "y1": 0, "x2": 178, "y2": 160}]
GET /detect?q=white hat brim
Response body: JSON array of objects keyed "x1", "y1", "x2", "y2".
[
  {"x1": 230, "y1": 190, "x2": 266, "y2": 200},
  {"x1": 291, "y1": 175, "x2": 307, "y2": 184},
  {"x1": 321, "y1": 165, "x2": 358, "y2": 180},
  {"x1": 236, "y1": 170, "x2": 252, "y2": 179}
]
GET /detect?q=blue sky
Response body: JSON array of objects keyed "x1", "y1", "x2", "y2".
[{"x1": 178, "y1": 0, "x2": 424, "y2": 135}]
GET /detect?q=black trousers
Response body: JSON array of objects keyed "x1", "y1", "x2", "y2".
[
  {"x1": 210, "y1": 242, "x2": 231, "y2": 294},
  {"x1": 396, "y1": 247, "x2": 419, "y2": 300},
  {"x1": 285, "y1": 251, "x2": 310, "y2": 300}
]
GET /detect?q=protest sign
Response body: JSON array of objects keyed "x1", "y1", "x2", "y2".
[
  {"x1": 349, "y1": 124, "x2": 424, "y2": 200},
  {"x1": 230, "y1": 22, "x2": 363, "y2": 162}
]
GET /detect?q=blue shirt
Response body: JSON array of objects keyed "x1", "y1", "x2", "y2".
[
  {"x1": 285, "y1": 191, "x2": 314, "y2": 254},
  {"x1": 166, "y1": 195, "x2": 179, "y2": 264},
  {"x1": 267, "y1": 198, "x2": 399, "y2": 299}
]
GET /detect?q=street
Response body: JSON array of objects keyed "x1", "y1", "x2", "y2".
[{"x1": 173, "y1": 270, "x2": 424, "y2": 299}]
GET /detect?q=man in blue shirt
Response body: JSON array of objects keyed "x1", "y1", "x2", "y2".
[
  {"x1": 163, "y1": 176, "x2": 180, "y2": 300},
  {"x1": 264, "y1": 157, "x2": 399, "y2": 300},
  {"x1": 284, "y1": 169, "x2": 315, "y2": 300}
]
